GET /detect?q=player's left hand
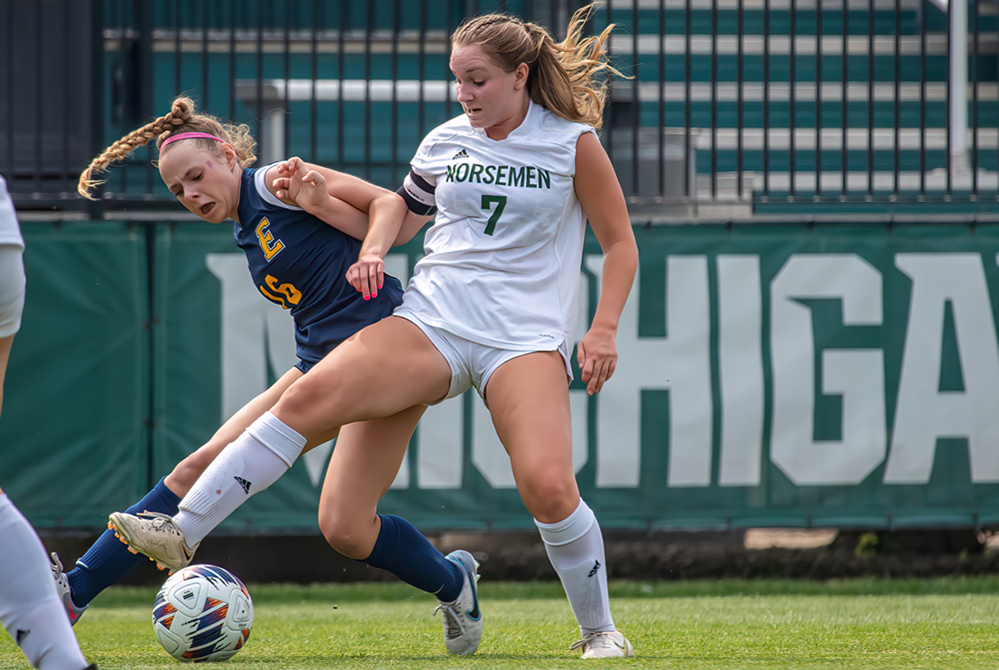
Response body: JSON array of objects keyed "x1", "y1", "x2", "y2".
[
  {"x1": 272, "y1": 157, "x2": 303, "y2": 201},
  {"x1": 346, "y1": 253, "x2": 385, "y2": 300},
  {"x1": 577, "y1": 325, "x2": 618, "y2": 395},
  {"x1": 273, "y1": 158, "x2": 328, "y2": 213}
]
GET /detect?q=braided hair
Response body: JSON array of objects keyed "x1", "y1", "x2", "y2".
[{"x1": 78, "y1": 97, "x2": 256, "y2": 200}]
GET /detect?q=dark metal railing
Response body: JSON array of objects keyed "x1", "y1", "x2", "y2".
[
  {"x1": 0, "y1": 0, "x2": 105, "y2": 214},
  {"x1": 2, "y1": 0, "x2": 997, "y2": 217}
]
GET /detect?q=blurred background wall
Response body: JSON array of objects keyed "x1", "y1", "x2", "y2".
[{"x1": 2, "y1": 0, "x2": 999, "y2": 540}]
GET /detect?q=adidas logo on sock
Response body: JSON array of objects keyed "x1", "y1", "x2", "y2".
[
  {"x1": 452, "y1": 148, "x2": 469, "y2": 160},
  {"x1": 234, "y1": 476, "x2": 251, "y2": 494},
  {"x1": 15, "y1": 629, "x2": 29, "y2": 645},
  {"x1": 588, "y1": 560, "x2": 601, "y2": 578}
]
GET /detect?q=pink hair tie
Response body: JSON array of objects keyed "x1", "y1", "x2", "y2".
[{"x1": 159, "y1": 131, "x2": 225, "y2": 150}]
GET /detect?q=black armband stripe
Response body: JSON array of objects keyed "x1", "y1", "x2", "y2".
[
  {"x1": 409, "y1": 170, "x2": 435, "y2": 195},
  {"x1": 397, "y1": 184, "x2": 437, "y2": 216}
]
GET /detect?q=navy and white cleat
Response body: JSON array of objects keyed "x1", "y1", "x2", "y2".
[{"x1": 434, "y1": 549, "x2": 483, "y2": 655}]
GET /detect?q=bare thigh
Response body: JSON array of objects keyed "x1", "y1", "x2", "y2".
[
  {"x1": 165, "y1": 367, "x2": 304, "y2": 496},
  {"x1": 486, "y1": 351, "x2": 580, "y2": 524},
  {"x1": 317, "y1": 404, "x2": 427, "y2": 558},
  {"x1": 272, "y1": 316, "x2": 451, "y2": 442}
]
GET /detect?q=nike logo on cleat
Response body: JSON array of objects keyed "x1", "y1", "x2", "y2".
[
  {"x1": 464, "y1": 568, "x2": 480, "y2": 620},
  {"x1": 15, "y1": 629, "x2": 29, "y2": 645},
  {"x1": 588, "y1": 560, "x2": 601, "y2": 578},
  {"x1": 234, "y1": 476, "x2": 251, "y2": 494},
  {"x1": 181, "y1": 544, "x2": 195, "y2": 564}
]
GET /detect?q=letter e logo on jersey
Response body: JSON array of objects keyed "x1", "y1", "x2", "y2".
[{"x1": 255, "y1": 218, "x2": 285, "y2": 261}]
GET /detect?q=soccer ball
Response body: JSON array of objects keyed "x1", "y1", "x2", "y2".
[{"x1": 152, "y1": 564, "x2": 253, "y2": 662}]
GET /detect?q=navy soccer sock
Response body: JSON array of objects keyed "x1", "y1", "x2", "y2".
[
  {"x1": 361, "y1": 514, "x2": 464, "y2": 601},
  {"x1": 66, "y1": 478, "x2": 181, "y2": 606}
]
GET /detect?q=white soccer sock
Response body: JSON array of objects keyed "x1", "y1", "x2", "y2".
[
  {"x1": 0, "y1": 494, "x2": 89, "y2": 670},
  {"x1": 535, "y1": 499, "x2": 615, "y2": 635},
  {"x1": 174, "y1": 411, "x2": 306, "y2": 545}
]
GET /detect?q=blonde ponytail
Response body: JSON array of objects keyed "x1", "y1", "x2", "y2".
[
  {"x1": 451, "y1": 2, "x2": 626, "y2": 129},
  {"x1": 78, "y1": 97, "x2": 257, "y2": 200}
]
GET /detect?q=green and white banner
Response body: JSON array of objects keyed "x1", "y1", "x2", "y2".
[
  {"x1": 5, "y1": 221, "x2": 999, "y2": 531},
  {"x1": 1, "y1": 223, "x2": 149, "y2": 527}
]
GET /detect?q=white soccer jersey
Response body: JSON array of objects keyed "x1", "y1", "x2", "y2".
[
  {"x1": 0, "y1": 176, "x2": 24, "y2": 249},
  {"x1": 398, "y1": 101, "x2": 595, "y2": 350}
]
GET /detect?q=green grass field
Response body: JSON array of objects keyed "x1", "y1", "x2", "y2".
[{"x1": 3, "y1": 578, "x2": 999, "y2": 669}]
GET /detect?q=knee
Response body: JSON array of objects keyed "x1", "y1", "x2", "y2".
[
  {"x1": 522, "y1": 474, "x2": 579, "y2": 524},
  {"x1": 275, "y1": 379, "x2": 349, "y2": 429},
  {"x1": 318, "y1": 510, "x2": 371, "y2": 560},
  {"x1": 275, "y1": 381, "x2": 312, "y2": 416}
]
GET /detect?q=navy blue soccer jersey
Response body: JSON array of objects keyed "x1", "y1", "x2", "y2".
[{"x1": 234, "y1": 165, "x2": 403, "y2": 369}]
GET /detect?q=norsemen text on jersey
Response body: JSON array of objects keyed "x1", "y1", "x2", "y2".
[{"x1": 445, "y1": 162, "x2": 552, "y2": 189}]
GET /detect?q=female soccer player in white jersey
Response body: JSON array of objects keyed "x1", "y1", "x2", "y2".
[
  {"x1": 56, "y1": 97, "x2": 480, "y2": 656},
  {"x1": 111, "y1": 3, "x2": 638, "y2": 658},
  {"x1": 0, "y1": 176, "x2": 97, "y2": 669}
]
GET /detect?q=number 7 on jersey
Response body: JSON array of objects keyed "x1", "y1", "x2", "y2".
[{"x1": 480, "y1": 195, "x2": 507, "y2": 235}]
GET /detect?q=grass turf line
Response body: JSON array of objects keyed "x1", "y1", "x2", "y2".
[{"x1": 2, "y1": 578, "x2": 999, "y2": 669}]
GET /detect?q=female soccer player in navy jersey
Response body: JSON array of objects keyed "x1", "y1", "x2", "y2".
[
  {"x1": 111, "y1": 3, "x2": 637, "y2": 658},
  {"x1": 62, "y1": 97, "x2": 476, "y2": 654},
  {"x1": 0, "y1": 176, "x2": 96, "y2": 669}
]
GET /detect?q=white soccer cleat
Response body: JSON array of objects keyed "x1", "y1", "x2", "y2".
[
  {"x1": 570, "y1": 630, "x2": 634, "y2": 659},
  {"x1": 107, "y1": 511, "x2": 199, "y2": 574},
  {"x1": 50, "y1": 552, "x2": 88, "y2": 626},
  {"x1": 434, "y1": 549, "x2": 483, "y2": 655}
]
